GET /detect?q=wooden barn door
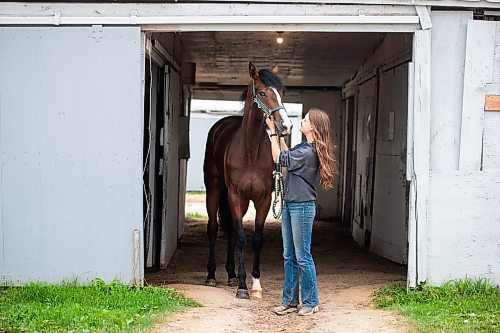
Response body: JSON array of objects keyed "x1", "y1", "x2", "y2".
[
  {"x1": 352, "y1": 78, "x2": 377, "y2": 247},
  {"x1": 0, "y1": 27, "x2": 143, "y2": 283},
  {"x1": 370, "y1": 64, "x2": 409, "y2": 264}
]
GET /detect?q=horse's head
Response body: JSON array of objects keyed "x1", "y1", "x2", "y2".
[{"x1": 248, "y1": 62, "x2": 292, "y2": 136}]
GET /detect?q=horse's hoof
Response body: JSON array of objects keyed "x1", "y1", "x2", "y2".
[
  {"x1": 250, "y1": 289, "x2": 263, "y2": 299},
  {"x1": 205, "y1": 279, "x2": 217, "y2": 287},
  {"x1": 228, "y1": 278, "x2": 239, "y2": 287},
  {"x1": 236, "y1": 288, "x2": 250, "y2": 299}
]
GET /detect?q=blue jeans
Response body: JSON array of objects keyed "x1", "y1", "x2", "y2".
[{"x1": 281, "y1": 201, "x2": 319, "y2": 307}]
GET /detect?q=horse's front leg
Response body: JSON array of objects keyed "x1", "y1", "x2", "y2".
[
  {"x1": 226, "y1": 199, "x2": 249, "y2": 287},
  {"x1": 250, "y1": 194, "x2": 272, "y2": 298},
  {"x1": 228, "y1": 191, "x2": 249, "y2": 299}
]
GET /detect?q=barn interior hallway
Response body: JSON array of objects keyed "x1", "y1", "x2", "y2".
[
  {"x1": 146, "y1": 216, "x2": 405, "y2": 287},
  {"x1": 145, "y1": 216, "x2": 406, "y2": 332},
  {"x1": 146, "y1": 215, "x2": 406, "y2": 288}
]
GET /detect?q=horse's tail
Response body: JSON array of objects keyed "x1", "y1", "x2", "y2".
[{"x1": 218, "y1": 185, "x2": 232, "y2": 237}]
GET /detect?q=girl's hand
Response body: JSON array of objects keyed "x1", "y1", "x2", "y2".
[{"x1": 265, "y1": 117, "x2": 276, "y2": 133}]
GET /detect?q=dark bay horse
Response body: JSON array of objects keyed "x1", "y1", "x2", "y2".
[{"x1": 203, "y1": 62, "x2": 292, "y2": 299}]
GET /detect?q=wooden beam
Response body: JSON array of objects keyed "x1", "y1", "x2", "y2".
[
  {"x1": 407, "y1": 30, "x2": 431, "y2": 288},
  {"x1": 415, "y1": 5, "x2": 432, "y2": 30},
  {"x1": 485, "y1": 95, "x2": 500, "y2": 112}
]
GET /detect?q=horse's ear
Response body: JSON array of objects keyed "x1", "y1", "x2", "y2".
[
  {"x1": 272, "y1": 63, "x2": 279, "y2": 74},
  {"x1": 249, "y1": 62, "x2": 258, "y2": 80}
]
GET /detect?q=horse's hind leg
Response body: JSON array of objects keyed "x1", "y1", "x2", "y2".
[
  {"x1": 219, "y1": 186, "x2": 237, "y2": 286},
  {"x1": 250, "y1": 194, "x2": 272, "y2": 298},
  {"x1": 205, "y1": 179, "x2": 219, "y2": 287}
]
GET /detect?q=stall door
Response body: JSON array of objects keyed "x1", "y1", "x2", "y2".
[
  {"x1": 370, "y1": 65, "x2": 409, "y2": 264},
  {"x1": 352, "y1": 78, "x2": 377, "y2": 246}
]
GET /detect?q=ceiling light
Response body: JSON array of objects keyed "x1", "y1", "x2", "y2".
[{"x1": 276, "y1": 32, "x2": 284, "y2": 45}]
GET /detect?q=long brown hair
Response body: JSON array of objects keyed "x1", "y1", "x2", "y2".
[{"x1": 308, "y1": 108, "x2": 337, "y2": 190}]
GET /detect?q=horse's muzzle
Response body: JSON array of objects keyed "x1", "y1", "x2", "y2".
[{"x1": 277, "y1": 122, "x2": 292, "y2": 137}]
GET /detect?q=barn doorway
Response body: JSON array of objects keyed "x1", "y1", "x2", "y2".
[{"x1": 143, "y1": 30, "x2": 414, "y2": 288}]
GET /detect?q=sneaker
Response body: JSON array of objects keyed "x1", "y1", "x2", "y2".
[
  {"x1": 272, "y1": 303, "x2": 298, "y2": 315},
  {"x1": 298, "y1": 305, "x2": 320, "y2": 316}
]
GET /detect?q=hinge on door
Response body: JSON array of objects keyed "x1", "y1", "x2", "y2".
[
  {"x1": 92, "y1": 25, "x2": 104, "y2": 42},
  {"x1": 53, "y1": 11, "x2": 61, "y2": 26},
  {"x1": 130, "y1": 10, "x2": 139, "y2": 24}
]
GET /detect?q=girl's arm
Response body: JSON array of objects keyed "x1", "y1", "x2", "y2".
[
  {"x1": 265, "y1": 118, "x2": 288, "y2": 163},
  {"x1": 279, "y1": 137, "x2": 288, "y2": 152}
]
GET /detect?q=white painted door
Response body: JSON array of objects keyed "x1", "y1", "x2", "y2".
[
  {"x1": 159, "y1": 65, "x2": 182, "y2": 269},
  {"x1": 160, "y1": 65, "x2": 173, "y2": 269},
  {"x1": 370, "y1": 64, "x2": 409, "y2": 264},
  {"x1": 352, "y1": 78, "x2": 376, "y2": 246},
  {"x1": 0, "y1": 27, "x2": 143, "y2": 283}
]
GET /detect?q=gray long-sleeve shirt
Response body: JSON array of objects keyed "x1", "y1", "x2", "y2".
[{"x1": 280, "y1": 141, "x2": 319, "y2": 203}]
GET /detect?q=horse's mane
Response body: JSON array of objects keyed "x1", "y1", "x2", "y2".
[{"x1": 239, "y1": 69, "x2": 285, "y2": 102}]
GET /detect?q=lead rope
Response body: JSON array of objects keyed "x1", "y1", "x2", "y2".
[{"x1": 272, "y1": 138, "x2": 284, "y2": 219}]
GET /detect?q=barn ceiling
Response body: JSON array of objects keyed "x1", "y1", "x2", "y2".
[{"x1": 179, "y1": 31, "x2": 387, "y2": 88}]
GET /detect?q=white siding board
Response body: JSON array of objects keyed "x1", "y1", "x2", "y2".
[
  {"x1": 459, "y1": 20, "x2": 496, "y2": 172},
  {"x1": 427, "y1": 171, "x2": 500, "y2": 285},
  {"x1": 483, "y1": 22, "x2": 500, "y2": 171},
  {"x1": 429, "y1": 11, "x2": 471, "y2": 172},
  {"x1": 187, "y1": 116, "x2": 223, "y2": 191},
  {"x1": 410, "y1": 29, "x2": 431, "y2": 285},
  {"x1": 492, "y1": 23, "x2": 500, "y2": 85},
  {"x1": 482, "y1": 112, "x2": 500, "y2": 170},
  {"x1": 406, "y1": 62, "x2": 417, "y2": 288}
]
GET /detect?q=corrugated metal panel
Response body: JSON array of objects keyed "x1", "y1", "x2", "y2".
[{"x1": 0, "y1": 27, "x2": 143, "y2": 284}]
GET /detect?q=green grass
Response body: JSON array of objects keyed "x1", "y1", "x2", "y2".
[
  {"x1": 0, "y1": 279, "x2": 201, "y2": 333},
  {"x1": 185, "y1": 212, "x2": 207, "y2": 219},
  {"x1": 186, "y1": 191, "x2": 206, "y2": 195},
  {"x1": 374, "y1": 278, "x2": 499, "y2": 333}
]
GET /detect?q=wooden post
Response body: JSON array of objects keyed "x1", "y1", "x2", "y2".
[
  {"x1": 407, "y1": 29, "x2": 431, "y2": 289},
  {"x1": 133, "y1": 229, "x2": 141, "y2": 288}
]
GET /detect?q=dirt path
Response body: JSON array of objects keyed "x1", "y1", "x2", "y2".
[{"x1": 147, "y1": 195, "x2": 409, "y2": 333}]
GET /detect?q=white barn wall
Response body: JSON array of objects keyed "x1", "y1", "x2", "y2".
[
  {"x1": 0, "y1": 27, "x2": 143, "y2": 284},
  {"x1": 427, "y1": 12, "x2": 500, "y2": 285},
  {"x1": 428, "y1": 171, "x2": 500, "y2": 284},
  {"x1": 187, "y1": 115, "x2": 223, "y2": 191}
]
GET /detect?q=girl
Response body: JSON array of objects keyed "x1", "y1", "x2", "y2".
[{"x1": 266, "y1": 108, "x2": 336, "y2": 316}]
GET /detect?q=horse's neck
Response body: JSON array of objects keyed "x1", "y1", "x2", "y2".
[{"x1": 239, "y1": 103, "x2": 266, "y2": 162}]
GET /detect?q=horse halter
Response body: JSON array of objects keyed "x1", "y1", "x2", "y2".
[{"x1": 252, "y1": 79, "x2": 285, "y2": 122}]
